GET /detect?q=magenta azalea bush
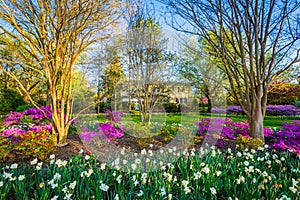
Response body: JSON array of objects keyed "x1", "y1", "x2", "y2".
[
  {"x1": 212, "y1": 105, "x2": 300, "y2": 116},
  {"x1": 266, "y1": 120, "x2": 300, "y2": 154},
  {"x1": 0, "y1": 106, "x2": 56, "y2": 160},
  {"x1": 1, "y1": 106, "x2": 52, "y2": 144},
  {"x1": 80, "y1": 109, "x2": 125, "y2": 145},
  {"x1": 195, "y1": 118, "x2": 300, "y2": 154}
]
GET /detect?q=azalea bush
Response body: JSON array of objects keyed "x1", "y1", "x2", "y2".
[
  {"x1": 80, "y1": 109, "x2": 125, "y2": 145},
  {"x1": 0, "y1": 106, "x2": 54, "y2": 160},
  {"x1": 195, "y1": 118, "x2": 300, "y2": 154},
  {"x1": 212, "y1": 105, "x2": 300, "y2": 116},
  {"x1": 0, "y1": 146, "x2": 299, "y2": 199},
  {"x1": 266, "y1": 120, "x2": 300, "y2": 155}
]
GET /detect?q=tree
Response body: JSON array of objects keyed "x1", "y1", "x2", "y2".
[
  {"x1": 126, "y1": 12, "x2": 171, "y2": 125},
  {"x1": 0, "y1": 0, "x2": 121, "y2": 145},
  {"x1": 177, "y1": 36, "x2": 226, "y2": 113},
  {"x1": 101, "y1": 41, "x2": 124, "y2": 112},
  {"x1": 160, "y1": 0, "x2": 300, "y2": 141},
  {"x1": 0, "y1": 34, "x2": 46, "y2": 107}
]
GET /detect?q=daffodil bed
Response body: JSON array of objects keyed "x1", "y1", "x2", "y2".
[
  {"x1": 1, "y1": 108, "x2": 300, "y2": 199},
  {"x1": 0, "y1": 146, "x2": 299, "y2": 200}
]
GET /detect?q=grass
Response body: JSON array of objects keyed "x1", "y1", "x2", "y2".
[{"x1": 96, "y1": 112, "x2": 300, "y2": 128}]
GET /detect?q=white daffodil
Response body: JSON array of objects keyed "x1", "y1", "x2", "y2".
[
  {"x1": 10, "y1": 163, "x2": 18, "y2": 169},
  {"x1": 69, "y1": 181, "x2": 76, "y2": 190},
  {"x1": 160, "y1": 187, "x2": 166, "y2": 196},
  {"x1": 182, "y1": 180, "x2": 189, "y2": 187},
  {"x1": 51, "y1": 195, "x2": 59, "y2": 200},
  {"x1": 279, "y1": 194, "x2": 291, "y2": 200},
  {"x1": 134, "y1": 159, "x2": 141, "y2": 164},
  {"x1": 194, "y1": 172, "x2": 201, "y2": 180},
  {"x1": 137, "y1": 190, "x2": 144, "y2": 197},
  {"x1": 100, "y1": 163, "x2": 106, "y2": 170},
  {"x1": 18, "y1": 175, "x2": 25, "y2": 181},
  {"x1": 116, "y1": 175, "x2": 122, "y2": 184},
  {"x1": 289, "y1": 186, "x2": 297, "y2": 194},
  {"x1": 53, "y1": 173, "x2": 62, "y2": 181},
  {"x1": 210, "y1": 187, "x2": 217, "y2": 195},
  {"x1": 202, "y1": 166, "x2": 210, "y2": 174},
  {"x1": 31, "y1": 158, "x2": 38, "y2": 165},
  {"x1": 3, "y1": 172, "x2": 13, "y2": 180},
  {"x1": 292, "y1": 178, "x2": 299, "y2": 187},
  {"x1": 184, "y1": 187, "x2": 191, "y2": 194},
  {"x1": 99, "y1": 183, "x2": 109, "y2": 192},
  {"x1": 131, "y1": 163, "x2": 137, "y2": 171}
]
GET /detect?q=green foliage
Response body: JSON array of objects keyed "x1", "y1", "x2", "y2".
[
  {"x1": 95, "y1": 102, "x2": 111, "y2": 113},
  {"x1": 235, "y1": 135, "x2": 264, "y2": 151},
  {"x1": 0, "y1": 88, "x2": 25, "y2": 114},
  {"x1": 163, "y1": 103, "x2": 179, "y2": 113},
  {"x1": 15, "y1": 104, "x2": 34, "y2": 112},
  {"x1": 294, "y1": 100, "x2": 300, "y2": 108},
  {"x1": 268, "y1": 82, "x2": 300, "y2": 105},
  {"x1": 15, "y1": 130, "x2": 55, "y2": 160},
  {"x1": 125, "y1": 122, "x2": 152, "y2": 138},
  {"x1": 158, "y1": 126, "x2": 178, "y2": 142},
  {"x1": 0, "y1": 137, "x2": 13, "y2": 160}
]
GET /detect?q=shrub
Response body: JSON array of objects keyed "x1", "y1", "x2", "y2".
[
  {"x1": 235, "y1": 135, "x2": 264, "y2": 150},
  {"x1": 15, "y1": 130, "x2": 55, "y2": 160},
  {"x1": 80, "y1": 110, "x2": 125, "y2": 145},
  {"x1": 15, "y1": 104, "x2": 35, "y2": 112},
  {"x1": 163, "y1": 103, "x2": 179, "y2": 113},
  {"x1": 293, "y1": 100, "x2": 300, "y2": 108},
  {"x1": 211, "y1": 105, "x2": 300, "y2": 116},
  {"x1": 0, "y1": 106, "x2": 55, "y2": 160},
  {"x1": 266, "y1": 120, "x2": 300, "y2": 154}
]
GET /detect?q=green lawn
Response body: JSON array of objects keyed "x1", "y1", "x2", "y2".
[{"x1": 96, "y1": 112, "x2": 300, "y2": 128}]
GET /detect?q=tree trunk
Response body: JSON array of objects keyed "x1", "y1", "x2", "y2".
[
  {"x1": 147, "y1": 113, "x2": 152, "y2": 125},
  {"x1": 52, "y1": 122, "x2": 69, "y2": 146},
  {"x1": 248, "y1": 101, "x2": 265, "y2": 142},
  {"x1": 207, "y1": 95, "x2": 212, "y2": 113}
]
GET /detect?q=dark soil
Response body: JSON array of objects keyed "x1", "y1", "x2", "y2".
[
  {"x1": 1, "y1": 133, "x2": 238, "y2": 167},
  {"x1": 1, "y1": 134, "x2": 89, "y2": 166}
]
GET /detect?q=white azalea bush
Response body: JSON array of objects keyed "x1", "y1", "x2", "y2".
[{"x1": 0, "y1": 146, "x2": 299, "y2": 199}]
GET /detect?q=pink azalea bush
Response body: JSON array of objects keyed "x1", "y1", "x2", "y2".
[
  {"x1": 266, "y1": 120, "x2": 300, "y2": 154},
  {"x1": 80, "y1": 109, "x2": 125, "y2": 145},
  {"x1": 1, "y1": 106, "x2": 52, "y2": 143},
  {"x1": 195, "y1": 118, "x2": 300, "y2": 154},
  {"x1": 212, "y1": 105, "x2": 300, "y2": 116}
]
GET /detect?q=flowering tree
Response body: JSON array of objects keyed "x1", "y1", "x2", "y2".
[{"x1": 0, "y1": 0, "x2": 121, "y2": 145}]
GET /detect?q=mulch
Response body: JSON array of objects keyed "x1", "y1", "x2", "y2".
[{"x1": 1, "y1": 132, "x2": 238, "y2": 167}]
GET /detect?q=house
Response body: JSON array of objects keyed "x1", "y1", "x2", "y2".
[{"x1": 116, "y1": 81, "x2": 193, "y2": 112}]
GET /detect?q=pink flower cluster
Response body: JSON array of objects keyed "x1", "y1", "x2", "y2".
[
  {"x1": 1, "y1": 107, "x2": 53, "y2": 143},
  {"x1": 195, "y1": 118, "x2": 300, "y2": 154},
  {"x1": 80, "y1": 110, "x2": 125, "y2": 145}
]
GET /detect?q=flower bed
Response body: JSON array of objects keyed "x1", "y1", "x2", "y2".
[
  {"x1": 0, "y1": 107, "x2": 55, "y2": 160},
  {"x1": 0, "y1": 147, "x2": 299, "y2": 199},
  {"x1": 212, "y1": 105, "x2": 300, "y2": 116},
  {"x1": 195, "y1": 118, "x2": 300, "y2": 155}
]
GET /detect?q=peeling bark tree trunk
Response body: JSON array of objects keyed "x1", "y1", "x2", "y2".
[{"x1": 248, "y1": 102, "x2": 265, "y2": 142}]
